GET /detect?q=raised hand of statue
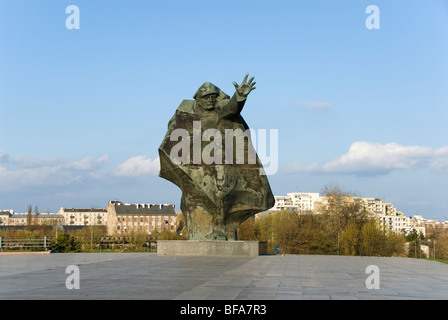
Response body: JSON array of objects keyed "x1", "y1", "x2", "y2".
[{"x1": 232, "y1": 73, "x2": 256, "y2": 97}]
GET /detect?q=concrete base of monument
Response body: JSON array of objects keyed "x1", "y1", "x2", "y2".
[{"x1": 157, "y1": 240, "x2": 267, "y2": 257}]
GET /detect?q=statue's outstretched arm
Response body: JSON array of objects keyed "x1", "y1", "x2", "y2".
[
  {"x1": 219, "y1": 73, "x2": 256, "y2": 118},
  {"x1": 232, "y1": 73, "x2": 256, "y2": 97}
]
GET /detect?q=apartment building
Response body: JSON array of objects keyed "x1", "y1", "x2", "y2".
[
  {"x1": 268, "y1": 191, "x2": 432, "y2": 237},
  {"x1": 358, "y1": 198, "x2": 398, "y2": 216},
  {"x1": 357, "y1": 197, "x2": 384, "y2": 215},
  {"x1": 376, "y1": 212, "x2": 419, "y2": 235},
  {"x1": 272, "y1": 192, "x2": 321, "y2": 212},
  {"x1": 106, "y1": 201, "x2": 177, "y2": 235},
  {"x1": 0, "y1": 210, "x2": 11, "y2": 225},
  {"x1": 59, "y1": 207, "x2": 108, "y2": 226},
  {"x1": 3, "y1": 212, "x2": 64, "y2": 226}
]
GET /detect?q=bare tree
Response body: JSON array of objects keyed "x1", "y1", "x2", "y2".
[
  {"x1": 319, "y1": 184, "x2": 369, "y2": 255},
  {"x1": 26, "y1": 204, "x2": 32, "y2": 227},
  {"x1": 34, "y1": 205, "x2": 39, "y2": 225}
]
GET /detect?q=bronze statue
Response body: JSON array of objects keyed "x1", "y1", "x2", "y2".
[{"x1": 158, "y1": 74, "x2": 275, "y2": 240}]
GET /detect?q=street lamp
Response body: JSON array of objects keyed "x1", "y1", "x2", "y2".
[
  {"x1": 148, "y1": 231, "x2": 152, "y2": 251},
  {"x1": 433, "y1": 239, "x2": 436, "y2": 259},
  {"x1": 123, "y1": 226, "x2": 127, "y2": 246}
]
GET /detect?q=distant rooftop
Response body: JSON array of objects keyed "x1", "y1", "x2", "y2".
[
  {"x1": 9, "y1": 213, "x2": 64, "y2": 219},
  {"x1": 62, "y1": 208, "x2": 107, "y2": 213},
  {"x1": 111, "y1": 201, "x2": 176, "y2": 216}
]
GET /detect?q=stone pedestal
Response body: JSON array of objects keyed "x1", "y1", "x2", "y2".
[{"x1": 157, "y1": 240, "x2": 267, "y2": 257}]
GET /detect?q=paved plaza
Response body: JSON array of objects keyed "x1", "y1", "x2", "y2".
[{"x1": 0, "y1": 253, "x2": 447, "y2": 300}]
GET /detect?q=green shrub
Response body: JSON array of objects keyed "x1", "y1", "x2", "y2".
[{"x1": 51, "y1": 233, "x2": 81, "y2": 253}]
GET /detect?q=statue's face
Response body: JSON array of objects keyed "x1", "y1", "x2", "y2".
[{"x1": 197, "y1": 94, "x2": 218, "y2": 111}]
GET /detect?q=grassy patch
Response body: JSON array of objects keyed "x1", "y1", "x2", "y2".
[{"x1": 425, "y1": 258, "x2": 448, "y2": 264}]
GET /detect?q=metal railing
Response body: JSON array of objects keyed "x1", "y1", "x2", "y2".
[
  {"x1": 97, "y1": 236, "x2": 157, "y2": 249},
  {"x1": 0, "y1": 237, "x2": 51, "y2": 252}
]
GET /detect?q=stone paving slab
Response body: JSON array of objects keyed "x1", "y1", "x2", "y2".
[{"x1": 0, "y1": 253, "x2": 447, "y2": 300}]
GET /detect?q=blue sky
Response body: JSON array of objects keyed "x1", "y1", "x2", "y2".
[{"x1": 0, "y1": 0, "x2": 447, "y2": 220}]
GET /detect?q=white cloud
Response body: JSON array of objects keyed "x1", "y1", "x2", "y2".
[
  {"x1": 0, "y1": 153, "x2": 109, "y2": 192},
  {"x1": 65, "y1": 155, "x2": 109, "y2": 171},
  {"x1": 296, "y1": 101, "x2": 332, "y2": 110},
  {"x1": 11, "y1": 154, "x2": 65, "y2": 168},
  {"x1": 0, "y1": 151, "x2": 8, "y2": 162},
  {"x1": 112, "y1": 156, "x2": 160, "y2": 177},
  {"x1": 0, "y1": 164, "x2": 80, "y2": 191},
  {"x1": 431, "y1": 158, "x2": 448, "y2": 174},
  {"x1": 286, "y1": 142, "x2": 448, "y2": 175}
]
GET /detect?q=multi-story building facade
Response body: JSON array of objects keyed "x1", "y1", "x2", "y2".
[
  {"x1": 268, "y1": 192, "x2": 431, "y2": 237},
  {"x1": 2, "y1": 212, "x2": 64, "y2": 226},
  {"x1": 376, "y1": 212, "x2": 416, "y2": 235},
  {"x1": 106, "y1": 201, "x2": 177, "y2": 235},
  {"x1": 1, "y1": 201, "x2": 178, "y2": 236},
  {"x1": 0, "y1": 210, "x2": 12, "y2": 225},
  {"x1": 358, "y1": 197, "x2": 385, "y2": 215},
  {"x1": 356, "y1": 198, "x2": 398, "y2": 216},
  {"x1": 272, "y1": 192, "x2": 320, "y2": 212},
  {"x1": 59, "y1": 207, "x2": 108, "y2": 226},
  {"x1": 272, "y1": 196, "x2": 292, "y2": 210}
]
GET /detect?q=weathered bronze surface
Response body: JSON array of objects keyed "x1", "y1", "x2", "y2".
[{"x1": 158, "y1": 74, "x2": 275, "y2": 240}]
